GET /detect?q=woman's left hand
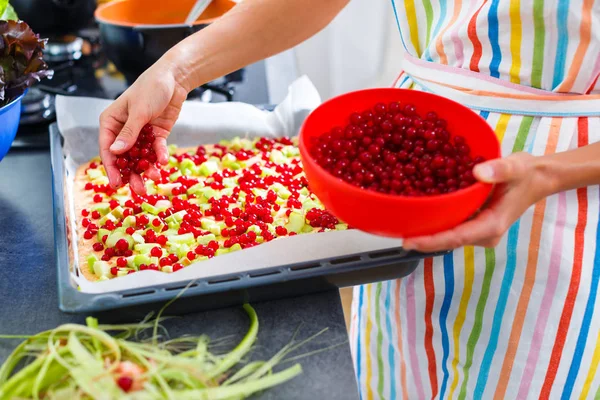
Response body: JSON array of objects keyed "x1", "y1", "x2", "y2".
[{"x1": 402, "y1": 152, "x2": 553, "y2": 252}]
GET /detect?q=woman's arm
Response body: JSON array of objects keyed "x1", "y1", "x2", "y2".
[
  {"x1": 403, "y1": 142, "x2": 600, "y2": 252},
  {"x1": 100, "y1": 0, "x2": 349, "y2": 192},
  {"x1": 540, "y1": 141, "x2": 600, "y2": 193},
  {"x1": 169, "y1": 0, "x2": 351, "y2": 92}
]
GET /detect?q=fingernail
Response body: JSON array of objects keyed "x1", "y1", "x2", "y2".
[
  {"x1": 403, "y1": 242, "x2": 415, "y2": 251},
  {"x1": 110, "y1": 140, "x2": 126, "y2": 152},
  {"x1": 474, "y1": 164, "x2": 495, "y2": 181}
]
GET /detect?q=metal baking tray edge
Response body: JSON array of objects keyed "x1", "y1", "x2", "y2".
[{"x1": 50, "y1": 123, "x2": 445, "y2": 314}]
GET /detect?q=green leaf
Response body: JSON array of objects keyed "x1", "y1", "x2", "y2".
[
  {"x1": 67, "y1": 332, "x2": 122, "y2": 399},
  {"x1": 175, "y1": 364, "x2": 303, "y2": 400},
  {"x1": 0, "y1": 4, "x2": 18, "y2": 21},
  {"x1": 0, "y1": 0, "x2": 8, "y2": 18},
  {"x1": 0, "y1": 20, "x2": 52, "y2": 105},
  {"x1": 206, "y1": 304, "x2": 259, "y2": 379}
]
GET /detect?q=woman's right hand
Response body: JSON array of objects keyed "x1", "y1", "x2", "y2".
[{"x1": 99, "y1": 59, "x2": 189, "y2": 194}]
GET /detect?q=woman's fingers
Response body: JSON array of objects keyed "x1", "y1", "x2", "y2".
[
  {"x1": 403, "y1": 208, "x2": 507, "y2": 252},
  {"x1": 152, "y1": 129, "x2": 170, "y2": 165},
  {"x1": 101, "y1": 148, "x2": 122, "y2": 189},
  {"x1": 473, "y1": 152, "x2": 532, "y2": 183},
  {"x1": 129, "y1": 173, "x2": 146, "y2": 195},
  {"x1": 99, "y1": 103, "x2": 127, "y2": 188},
  {"x1": 109, "y1": 107, "x2": 149, "y2": 155},
  {"x1": 144, "y1": 165, "x2": 162, "y2": 182},
  {"x1": 100, "y1": 108, "x2": 168, "y2": 189},
  {"x1": 99, "y1": 124, "x2": 121, "y2": 188}
]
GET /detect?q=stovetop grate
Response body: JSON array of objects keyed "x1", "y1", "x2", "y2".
[{"x1": 12, "y1": 26, "x2": 269, "y2": 150}]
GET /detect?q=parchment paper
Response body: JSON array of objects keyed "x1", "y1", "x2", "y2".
[{"x1": 55, "y1": 76, "x2": 403, "y2": 294}]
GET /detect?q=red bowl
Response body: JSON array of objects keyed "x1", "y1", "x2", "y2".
[{"x1": 299, "y1": 88, "x2": 501, "y2": 238}]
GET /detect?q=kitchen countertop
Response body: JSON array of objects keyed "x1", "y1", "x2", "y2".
[{"x1": 0, "y1": 149, "x2": 360, "y2": 399}]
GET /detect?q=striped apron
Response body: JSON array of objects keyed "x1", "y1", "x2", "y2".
[{"x1": 350, "y1": 1, "x2": 600, "y2": 399}]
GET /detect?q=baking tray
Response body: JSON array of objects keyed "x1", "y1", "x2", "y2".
[{"x1": 50, "y1": 123, "x2": 441, "y2": 314}]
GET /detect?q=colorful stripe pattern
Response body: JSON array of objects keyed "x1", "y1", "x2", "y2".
[
  {"x1": 348, "y1": 1, "x2": 600, "y2": 398},
  {"x1": 392, "y1": 0, "x2": 600, "y2": 94},
  {"x1": 422, "y1": 258, "x2": 438, "y2": 397}
]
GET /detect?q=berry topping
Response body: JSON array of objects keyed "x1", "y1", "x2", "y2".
[{"x1": 310, "y1": 101, "x2": 483, "y2": 196}]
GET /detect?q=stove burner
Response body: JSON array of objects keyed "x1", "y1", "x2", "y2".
[
  {"x1": 188, "y1": 86, "x2": 229, "y2": 103},
  {"x1": 189, "y1": 69, "x2": 246, "y2": 102},
  {"x1": 19, "y1": 88, "x2": 55, "y2": 125},
  {"x1": 44, "y1": 36, "x2": 84, "y2": 63},
  {"x1": 115, "y1": 68, "x2": 246, "y2": 103}
]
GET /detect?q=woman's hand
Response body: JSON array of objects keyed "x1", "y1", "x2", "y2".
[
  {"x1": 99, "y1": 60, "x2": 189, "y2": 194},
  {"x1": 402, "y1": 153, "x2": 554, "y2": 252}
]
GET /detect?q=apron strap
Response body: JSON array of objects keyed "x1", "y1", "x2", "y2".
[{"x1": 402, "y1": 53, "x2": 600, "y2": 117}]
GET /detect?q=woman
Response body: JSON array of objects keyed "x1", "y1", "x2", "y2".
[{"x1": 100, "y1": 0, "x2": 600, "y2": 398}]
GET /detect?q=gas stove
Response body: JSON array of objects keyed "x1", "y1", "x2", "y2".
[{"x1": 12, "y1": 27, "x2": 270, "y2": 149}]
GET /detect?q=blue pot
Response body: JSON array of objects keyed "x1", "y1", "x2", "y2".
[{"x1": 0, "y1": 92, "x2": 25, "y2": 162}]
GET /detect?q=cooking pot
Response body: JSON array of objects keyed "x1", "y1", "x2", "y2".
[
  {"x1": 10, "y1": 0, "x2": 96, "y2": 36},
  {"x1": 95, "y1": 0, "x2": 237, "y2": 85}
]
